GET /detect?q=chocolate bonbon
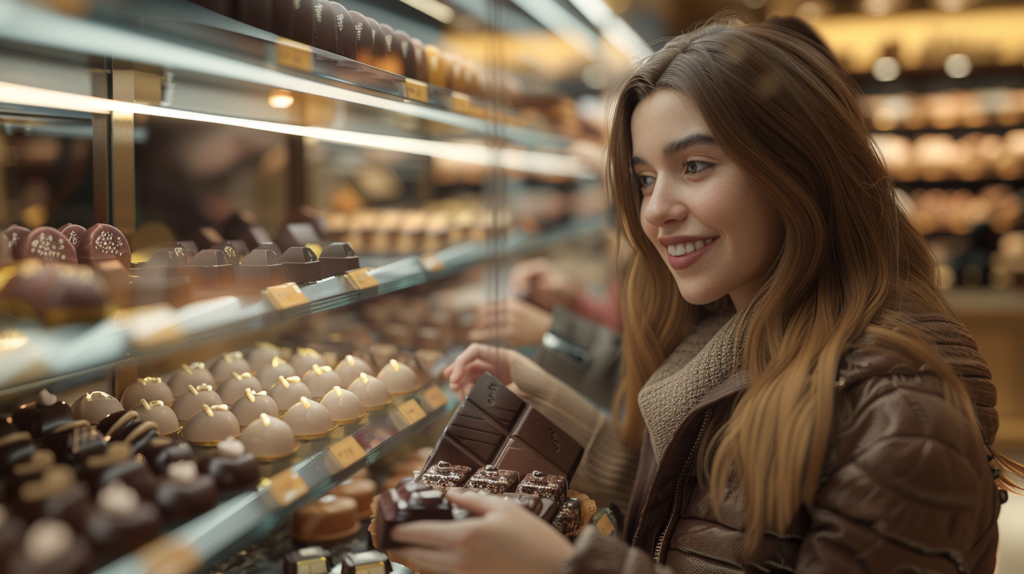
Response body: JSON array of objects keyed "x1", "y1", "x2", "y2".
[
  {"x1": 303, "y1": 364, "x2": 344, "y2": 400},
  {"x1": 341, "y1": 549, "x2": 392, "y2": 574},
  {"x1": 78, "y1": 223, "x2": 130, "y2": 269},
  {"x1": 248, "y1": 341, "x2": 284, "y2": 372},
  {"x1": 514, "y1": 470, "x2": 568, "y2": 507},
  {"x1": 236, "y1": 248, "x2": 286, "y2": 288},
  {"x1": 331, "y1": 2, "x2": 356, "y2": 59},
  {"x1": 231, "y1": 388, "x2": 279, "y2": 428},
  {"x1": 121, "y1": 377, "x2": 174, "y2": 408},
  {"x1": 70, "y1": 391, "x2": 121, "y2": 424},
  {"x1": 280, "y1": 246, "x2": 323, "y2": 283},
  {"x1": 7, "y1": 517, "x2": 93, "y2": 574},
  {"x1": 378, "y1": 359, "x2": 420, "y2": 396},
  {"x1": 209, "y1": 351, "x2": 252, "y2": 383},
  {"x1": 269, "y1": 375, "x2": 313, "y2": 413},
  {"x1": 348, "y1": 10, "x2": 373, "y2": 64},
  {"x1": 330, "y1": 478, "x2": 377, "y2": 520},
  {"x1": 86, "y1": 479, "x2": 162, "y2": 561},
  {"x1": 83, "y1": 442, "x2": 158, "y2": 500},
  {"x1": 167, "y1": 363, "x2": 216, "y2": 398},
  {"x1": 335, "y1": 354, "x2": 374, "y2": 387},
  {"x1": 132, "y1": 400, "x2": 180, "y2": 435},
  {"x1": 181, "y1": 404, "x2": 240, "y2": 446},
  {"x1": 466, "y1": 465, "x2": 519, "y2": 495},
  {"x1": 376, "y1": 482, "x2": 452, "y2": 549},
  {"x1": 185, "y1": 249, "x2": 235, "y2": 287},
  {"x1": 154, "y1": 459, "x2": 218, "y2": 520},
  {"x1": 320, "y1": 386, "x2": 366, "y2": 424},
  {"x1": 240, "y1": 413, "x2": 297, "y2": 460},
  {"x1": 24, "y1": 389, "x2": 75, "y2": 438},
  {"x1": 198, "y1": 436, "x2": 259, "y2": 490},
  {"x1": 14, "y1": 226, "x2": 77, "y2": 263},
  {"x1": 216, "y1": 371, "x2": 262, "y2": 405},
  {"x1": 4, "y1": 224, "x2": 30, "y2": 253},
  {"x1": 312, "y1": 0, "x2": 337, "y2": 52},
  {"x1": 282, "y1": 397, "x2": 336, "y2": 439},
  {"x1": 58, "y1": 223, "x2": 87, "y2": 250},
  {"x1": 420, "y1": 460, "x2": 472, "y2": 491},
  {"x1": 138, "y1": 436, "x2": 194, "y2": 475},
  {"x1": 291, "y1": 346, "x2": 326, "y2": 377},
  {"x1": 257, "y1": 355, "x2": 297, "y2": 387},
  {"x1": 346, "y1": 373, "x2": 391, "y2": 410},
  {"x1": 284, "y1": 546, "x2": 333, "y2": 574},
  {"x1": 172, "y1": 384, "x2": 224, "y2": 423},
  {"x1": 319, "y1": 241, "x2": 359, "y2": 276}
]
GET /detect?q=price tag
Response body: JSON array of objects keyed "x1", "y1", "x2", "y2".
[
  {"x1": 263, "y1": 283, "x2": 309, "y2": 310},
  {"x1": 405, "y1": 78, "x2": 429, "y2": 103},
  {"x1": 420, "y1": 253, "x2": 444, "y2": 273},
  {"x1": 422, "y1": 385, "x2": 448, "y2": 410},
  {"x1": 344, "y1": 268, "x2": 379, "y2": 290},
  {"x1": 328, "y1": 435, "x2": 367, "y2": 469},
  {"x1": 596, "y1": 514, "x2": 615, "y2": 536},
  {"x1": 398, "y1": 399, "x2": 427, "y2": 425},
  {"x1": 277, "y1": 38, "x2": 313, "y2": 72},
  {"x1": 136, "y1": 535, "x2": 201, "y2": 574},
  {"x1": 451, "y1": 91, "x2": 471, "y2": 114},
  {"x1": 269, "y1": 469, "x2": 309, "y2": 507}
]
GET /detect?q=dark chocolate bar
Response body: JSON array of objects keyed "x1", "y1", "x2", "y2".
[{"x1": 494, "y1": 406, "x2": 583, "y2": 480}]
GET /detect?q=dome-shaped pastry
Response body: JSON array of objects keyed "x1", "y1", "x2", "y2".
[
  {"x1": 132, "y1": 399, "x2": 180, "y2": 435},
  {"x1": 167, "y1": 363, "x2": 215, "y2": 398},
  {"x1": 302, "y1": 365, "x2": 343, "y2": 400},
  {"x1": 268, "y1": 376, "x2": 312, "y2": 414},
  {"x1": 198, "y1": 437, "x2": 259, "y2": 490},
  {"x1": 291, "y1": 492, "x2": 360, "y2": 544},
  {"x1": 171, "y1": 384, "x2": 223, "y2": 423},
  {"x1": 240, "y1": 413, "x2": 297, "y2": 460},
  {"x1": 256, "y1": 356, "x2": 296, "y2": 388},
  {"x1": 320, "y1": 386, "x2": 366, "y2": 424},
  {"x1": 335, "y1": 354, "x2": 374, "y2": 388},
  {"x1": 71, "y1": 391, "x2": 122, "y2": 424},
  {"x1": 230, "y1": 389, "x2": 279, "y2": 428},
  {"x1": 282, "y1": 397, "x2": 336, "y2": 439},
  {"x1": 215, "y1": 372, "x2": 262, "y2": 406},
  {"x1": 346, "y1": 373, "x2": 391, "y2": 410},
  {"x1": 121, "y1": 377, "x2": 173, "y2": 408},
  {"x1": 246, "y1": 341, "x2": 283, "y2": 372},
  {"x1": 208, "y1": 352, "x2": 252, "y2": 385},
  {"x1": 181, "y1": 404, "x2": 240, "y2": 446},
  {"x1": 290, "y1": 347, "x2": 326, "y2": 378},
  {"x1": 377, "y1": 359, "x2": 420, "y2": 396}
]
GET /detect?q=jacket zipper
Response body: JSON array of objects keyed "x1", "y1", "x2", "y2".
[{"x1": 652, "y1": 409, "x2": 712, "y2": 563}]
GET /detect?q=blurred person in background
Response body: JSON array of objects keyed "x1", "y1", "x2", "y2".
[{"x1": 390, "y1": 16, "x2": 1023, "y2": 574}]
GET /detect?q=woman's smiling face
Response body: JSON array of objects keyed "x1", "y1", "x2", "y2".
[{"x1": 631, "y1": 90, "x2": 785, "y2": 310}]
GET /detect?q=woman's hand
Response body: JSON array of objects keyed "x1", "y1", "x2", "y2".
[
  {"x1": 442, "y1": 343, "x2": 528, "y2": 400},
  {"x1": 511, "y1": 258, "x2": 580, "y2": 312},
  {"x1": 389, "y1": 490, "x2": 575, "y2": 574},
  {"x1": 469, "y1": 299, "x2": 554, "y2": 348}
]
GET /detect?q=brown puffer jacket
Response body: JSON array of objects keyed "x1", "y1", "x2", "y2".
[{"x1": 559, "y1": 314, "x2": 1004, "y2": 574}]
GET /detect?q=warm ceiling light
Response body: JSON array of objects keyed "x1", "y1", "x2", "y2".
[
  {"x1": 943, "y1": 53, "x2": 973, "y2": 78},
  {"x1": 268, "y1": 89, "x2": 294, "y2": 109},
  {"x1": 930, "y1": 0, "x2": 975, "y2": 11},
  {"x1": 861, "y1": 0, "x2": 908, "y2": 17},
  {"x1": 399, "y1": 0, "x2": 456, "y2": 24},
  {"x1": 871, "y1": 56, "x2": 901, "y2": 82}
]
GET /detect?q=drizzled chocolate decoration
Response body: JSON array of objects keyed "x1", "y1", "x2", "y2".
[
  {"x1": 420, "y1": 460, "x2": 472, "y2": 491},
  {"x1": 514, "y1": 471, "x2": 567, "y2": 508},
  {"x1": 466, "y1": 465, "x2": 519, "y2": 495},
  {"x1": 137, "y1": 436, "x2": 194, "y2": 475}
]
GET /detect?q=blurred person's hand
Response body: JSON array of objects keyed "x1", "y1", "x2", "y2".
[
  {"x1": 511, "y1": 258, "x2": 580, "y2": 311},
  {"x1": 468, "y1": 299, "x2": 553, "y2": 348},
  {"x1": 443, "y1": 343, "x2": 529, "y2": 400}
]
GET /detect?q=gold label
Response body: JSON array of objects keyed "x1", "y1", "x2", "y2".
[
  {"x1": 269, "y1": 470, "x2": 309, "y2": 507},
  {"x1": 277, "y1": 39, "x2": 313, "y2": 72},
  {"x1": 328, "y1": 435, "x2": 366, "y2": 470},
  {"x1": 344, "y1": 268, "x2": 379, "y2": 290},
  {"x1": 136, "y1": 535, "x2": 201, "y2": 574},
  {"x1": 420, "y1": 253, "x2": 444, "y2": 273},
  {"x1": 405, "y1": 78, "x2": 429, "y2": 103},
  {"x1": 422, "y1": 385, "x2": 448, "y2": 410},
  {"x1": 596, "y1": 514, "x2": 615, "y2": 536},
  {"x1": 397, "y1": 399, "x2": 427, "y2": 425},
  {"x1": 451, "y1": 91, "x2": 471, "y2": 114},
  {"x1": 263, "y1": 283, "x2": 309, "y2": 310}
]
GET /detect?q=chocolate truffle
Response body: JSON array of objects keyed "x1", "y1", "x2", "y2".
[
  {"x1": 291, "y1": 347, "x2": 326, "y2": 378},
  {"x1": 121, "y1": 377, "x2": 174, "y2": 408},
  {"x1": 6, "y1": 448, "x2": 56, "y2": 500},
  {"x1": 303, "y1": 364, "x2": 344, "y2": 400},
  {"x1": 25, "y1": 389, "x2": 75, "y2": 438},
  {"x1": 467, "y1": 465, "x2": 520, "y2": 495},
  {"x1": 0, "y1": 431, "x2": 35, "y2": 475},
  {"x1": 331, "y1": 2, "x2": 356, "y2": 59},
  {"x1": 172, "y1": 384, "x2": 224, "y2": 424},
  {"x1": 14, "y1": 463, "x2": 93, "y2": 528},
  {"x1": 86, "y1": 479, "x2": 162, "y2": 561},
  {"x1": 132, "y1": 399, "x2": 180, "y2": 436},
  {"x1": 348, "y1": 10, "x2": 373, "y2": 64},
  {"x1": 83, "y1": 442, "x2": 159, "y2": 501},
  {"x1": 240, "y1": 413, "x2": 297, "y2": 460},
  {"x1": 96, "y1": 410, "x2": 141, "y2": 440},
  {"x1": 247, "y1": 341, "x2": 284, "y2": 372},
  {"x1": 167, "y1": 363, "x2": 216, "y2": 399},
  {"x1": 320, "y1": 386, "x2": 366, "y2": 424},
  {"x1": 283, "y1": 397, "x2": 336, "y2": 439},
  {"x1": 198, "y1": 437, "x2": 259, "y2": 490},
  {"x1": 420, "y1": 460, "x2": 472, "y2": 491},
  {"x1": 14, "y1": 226, "x2": 78, "y2": 263},
  {"x1": 58, "y1": 223, "x2": 88, "y2": 250},
  {"x1": 78, "y1": 223, "x2": 130, "y2": 269},
  {"x1": 236, "y1": 248, "x2": 286, "y2": 288},
  {"x1": 335, "y1": 354, "x2": 374, "y2": 387},
  {"x1": 154, "y1": 460, "x2": 218, "y2": 521},
  {"x1": 4, "y1": 224, "x2": 30, "y2": 253},
  {"x1": 71, "y1": 391, "x2": 122, "y2": 424},
  {"x1": 209, "y1": 352, "x2": 253, "y2": 384},
  {"x1": 231, "y1": 388, "x2": 280, "y2": 428},
  {"x1": 217, "y1": 371, "x2": 262, "y2": 405},
  {"x1": 137, "y1": 436, "x2": 194, "y2": 475},
  {"x1": 279, "y1": 246, "x2": 322, "y2": 284},
  {"x1": 182, "y1": 404, "x2": 240, "y2": 446},
  {"x1": 257, "y1": 356, "x2": 297, "y2": 387},
  {"x1": 346, "y1": 373, "x2": 391, "y2": 410},
  {"x1": 7, "y1": 517, "x2": 93, "y2": 574},
  {"x1": 514, "y1": 471, "x2": 568, "y2": 507},
  {"x1": 48, "y1": 425, "x2": 106, "y2": 466},
  {"x1": 269, "y1": 376, "x2": 313, "y2": 413},
  {"x1": 319, "y1": 242, "x2": 359, "y2": 276},
  {"x1": 185, "y1": 249, "x2": 235, "y2": 287},
  {"x1": 377, "y1": 359, "x2": 420, "y2": 396},
  {"x1": 329, "y1": 478, "x2": 377, "y2": 520},
  {"x1": 292, "y1": 492, "x2": 360, "y2": 543}
]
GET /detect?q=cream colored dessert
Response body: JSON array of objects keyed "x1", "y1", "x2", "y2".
[
  {"x1": 346, "y1": 373, "x2": 391, "y2": 410},
  {"x1": 282, "y1": 397, "x2": 336, "y2": 439},
  {"x1": 320, "y1": 386, "x2": 366, "y2": 424}
]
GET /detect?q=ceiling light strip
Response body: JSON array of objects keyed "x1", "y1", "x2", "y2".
[{"x1": 564, "y1": 0, "x2": 652, "y2": 61}]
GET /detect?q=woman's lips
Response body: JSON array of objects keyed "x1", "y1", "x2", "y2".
[{"x1": 665, "y1": 236, "x2": 717, "y2": 270}]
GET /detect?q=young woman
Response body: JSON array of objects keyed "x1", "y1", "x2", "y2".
[{"x1": 390, "y1": 19, "x2": 1022, "y2": 574}]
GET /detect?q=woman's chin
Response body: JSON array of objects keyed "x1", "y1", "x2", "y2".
[{"x1": 675, "y1": 283, "x2": 726, "y2": 307}]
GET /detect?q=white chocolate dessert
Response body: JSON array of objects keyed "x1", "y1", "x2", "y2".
[
  {"x1": 216, "y1": 371, "x2": 262, "y2": 406},
  {"x1": 246, "y1": 341, "x2": 283, "y2": 372},
  {"x1": 268, "y1": 376, "x2": 312, "y2": 413},
  {"x1": 182, "y1": 404, "x2": 241, "y2": 446},
  {"x1": 209, "y1": 351, "x2": 252, "y2": 384},
  {"x1": 167, "y1": 363, "x2": 216, "y2": 398},
  {"x1": 335, "y1": 354, "x2": 374, "y2": 388},
  {"x1": 282, "y1": 397, "x2": 336, "y2": 439},
  {"x1": 302, "y1": 364, "x2": 344, "y2": 400},
  {"x1": 377, "y1": 359, "x2": 420, "y2": 396},
  {"x1": 240, "y1": 413, "x2": 297, "y2": 460},
  {"x1": 121, "y1": 377, "x2": 173, "y2": 408},
  {"x1": 346, "y1": 373, "x2": 392, "y2": 410},
  {"x1": 71, "y1": 391, "x2": 122, "y2": 424},
  {"x1": 320, "y1": 386, "x2": 366, "y2": 424},
  {"x1": 133, "y1": 399, "x2": 180, "y2": 435},
  {"x1": 290, "y1": 346, "x2": 326, "y2": 378},
  {"x1": 171, "y1": 384, "x2": 224, "y2": 423},
  {"x1": 230, "y1": 388, "x2": 280, "y2": 428},
  {"x1": 256, "y1": 356, "x2": 297, "y2": 388}
]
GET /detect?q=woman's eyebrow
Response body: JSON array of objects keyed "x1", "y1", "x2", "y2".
[{"x1": 662, "y1": 133, "x2": 716, "y2": 158}]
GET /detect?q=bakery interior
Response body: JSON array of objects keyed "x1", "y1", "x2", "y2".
[{"x1": 0, "y1": 0, "x2": 1023, "y2": 572}]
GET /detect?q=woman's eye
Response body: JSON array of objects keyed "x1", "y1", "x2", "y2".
[
  {"x1": 684, "y1": 160, "x2": 712, "y2": 175},
  {"x1": 636, "y1": 175, "x2": 655, "y2": 190}
]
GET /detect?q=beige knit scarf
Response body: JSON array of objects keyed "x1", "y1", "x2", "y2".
[{"x1": 638, "y1": 309, "x2": 742, "y2": 463}]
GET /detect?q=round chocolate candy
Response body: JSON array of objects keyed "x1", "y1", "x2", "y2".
[
  {"x1": 240, "y1": 413, "x2": 297, "y2": 460},
  {"x1": 320, "y1": 386, "x2": 366, "y2": 424},
  {"x1": 216, "y1": 371, "x2": 262, "y2": 406},
  {"x1": 4, "y1": 224, "x2": 30, "y2": 253},
  {"x1": 198, "y1": 436, "x2": 259, "y2": 490},
  {"x1": 335, "y1": 354, "x2": 374, "y2": 388},
  {"x1": 13, "y1": 226, "x2": 78, "y2": 264},
  {"x1": 181, "y1": 404, "x2": 240, "y2": 446},
  {"x1": 377, "y1": 359, "x2": 420, "y2": 397},
  {"x1": 290, "y1": 346, "x2": 326, "y2": 378},
  {"x1": 230, "y1": 388, "x2": 279, "y2": 428},
  {"x1": 282, "y1": 397, "x2": 335, "y2": 439},
  {"x1": 302, "y1": 364, "x2": 343, "y2": 399},
  {"x1": 70, "y1": 391, "x2": 122, "y2": 424},
  {"x1": 346, "y1": 373, "x2": 391, "y2": 410},
  {"x1": 8, "y1": 517, "x2": 93, "y2": 574},
  {"x1": 132, "y1": 399, "x2": 180, "y2": 435},
  {"x1": 167, "y1": 363, "x2": 216, "y2": 399},
  {"x1": 78, "y1": 223, "x2": 130, "y2": 269},
  {"x1": 121, "y1": 377, "x2": 174, "y2": 409},
  {"x1": 257, "y1": 356, "x2": 297, "y2": 388},
  {"x1": 269, "y1": 376, "x2": 313, "y2": 413},
  {"x1": 331, "y1": 2, "x2": 356, "y2": 59},
  {"x1": 246, "y1": 341, "x2": 283, "y2": 372},
  {"x1": 154, "y1": 460, "x2": 218, "y2": 520},
  {"x1": 348, "y1": 10, "x2": 373, "y2": 64},
  {"x1": 87, "y1": 479, "x2": 161, "y2": 561},
  {"x1": 209, "y1": 352, "x2": 252, "y2": 384},
  {"x1": 171, "y1": 384, "x2": 224, "y2": 423},
  {"x1": 137, "y1": 436, "x2": 194, "y2": 475}
]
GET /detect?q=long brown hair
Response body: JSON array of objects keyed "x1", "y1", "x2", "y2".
[{"x1": 607, "y1": 19, "x2": 1023, "y2": 553}]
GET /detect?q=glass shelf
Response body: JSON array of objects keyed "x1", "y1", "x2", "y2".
[
  {"x1": 0, "y1": 216, "x2": 607, "y2": 408},
  {"x1": 93, "y1": 382, "x2": 458, "y2": 574}
]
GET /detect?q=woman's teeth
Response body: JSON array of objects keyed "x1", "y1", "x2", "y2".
[{"x1": 667, "y1": 238, "x2": 713, "y2": 257}]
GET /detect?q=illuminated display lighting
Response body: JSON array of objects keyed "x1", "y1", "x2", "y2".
[
  {"x1": 267, "y1": 89, "x2": 295, "y2": 109},
  {"x1": 399, "y1": 0, "x2": 456, "y2": 24},
  {"x1": 871, "y1": 56, "x2": 902, "y2": 82},
  {"x1": 943, "y1": 53, "x2": 972, "y2": 78}
]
